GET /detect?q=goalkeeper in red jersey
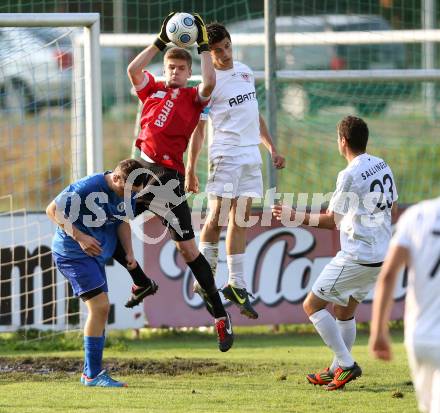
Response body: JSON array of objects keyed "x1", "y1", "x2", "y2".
[{"x1": 112, "y1": 12, "x2": 233, "y2": 352}]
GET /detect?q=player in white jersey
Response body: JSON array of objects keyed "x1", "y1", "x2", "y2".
[
  {"x1": 186, "y1": 23, "x2": 285, "y2": 319},
  {"x1": 272, "y1": 116, "x2": 398, "y2": 390},
  {"x1": 370, "y1": 197, "x2": 440, "y2": 413}
]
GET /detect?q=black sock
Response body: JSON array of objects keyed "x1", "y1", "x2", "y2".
[
  {"x1": 187, "y1": 254, "x2": 226, "y2": 318},
  {"x1": 112, "y1": 240, "x2": 152, "y2": 287}
]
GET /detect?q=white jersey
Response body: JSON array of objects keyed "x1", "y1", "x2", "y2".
[
  {"x1": 391, "y1": 197, "x2": 440, "y2": 360},
  {"x1": 201, "y1": 61, "x2": 261, "y2": 162},
  {"x1": 328, "y1": 153, "x2": 398, "y2": 263}
]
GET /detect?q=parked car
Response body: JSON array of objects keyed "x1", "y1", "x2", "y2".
[
  {"x1": 0, "y1": 27, "x2": 72, "y2": 116},
  {"x1": 28, "y1": 27, "x2": 134, "y2": 110},
  {"x1": 227, "y1": 15, "x2": 410, "y2": 116}
]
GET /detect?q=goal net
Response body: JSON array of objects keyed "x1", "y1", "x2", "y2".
[
  {"x1": 0, "y1": 3, "x2": 439, "y2": 334},
  {"x1": 0, "y1": 14, "x2": 103, "y2": 335}
]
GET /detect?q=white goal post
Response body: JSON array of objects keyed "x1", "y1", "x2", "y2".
[
  {"x1": 0, "y1": 13, "x2": 104, "y2": 333},
  {"x1": 0, "y1": 13, "x2": 103, "y2": 176},
  {"x1": 98, "y1": 30, "x2": 440, "y2": 82},
  {"x1": 100, "y1": 29, "x2": 440, "y2": 46}
]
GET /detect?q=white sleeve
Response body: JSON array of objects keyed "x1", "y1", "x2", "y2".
[{"x1": 328, "y1": 171, "x2": 354, "y2": 215}]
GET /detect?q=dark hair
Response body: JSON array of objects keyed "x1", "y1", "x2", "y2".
[
  {"x1": 164, "y1": 47, "x2": 192, "y2": 68},
  {"x1": 206, "y1": 22, "x2": 231, "y2": 46},
  {"x1": 115, "y1": 159, "x2": 145, "y2": 187},
  {"x1": 337, "y1": 116, "x2": 369, "y2": 152}
]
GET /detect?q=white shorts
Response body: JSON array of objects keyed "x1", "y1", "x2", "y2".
[
  {"x1": 407, "y1": 346, "x2": 440, "y2": 413},
  {"x1": 312, "y1": 253, "x2": 381, "y2": 306},
  {"x1": 205, "y1": 156, "x2": 263, "y2": 199}
]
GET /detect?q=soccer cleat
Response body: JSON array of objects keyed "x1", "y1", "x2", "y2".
[
  {"x1": 215, "y1": 312, "x2": 234, "y2": 352},
  {"x1": 125, "y1": 280, "x2": 159, "y2": 308},
  {"x1": 193, "y1": 281, "x2": 215, "y2": 317},
  {"x1": 306, "y1": 367, "x2": 334, "y2": 386},
  {"x1": 81, "y1": 370, "x2": 128, "y2": 387},
  {"x1": 221, "y1": 284, "x2": 259, "y2": 319},
  {"x1": 325, "y1": 362, "x2": 362, "y2": 391}
]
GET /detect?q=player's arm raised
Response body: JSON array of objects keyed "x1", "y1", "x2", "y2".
[
  {"x1": 259, "y1": 114, "x2": 285, "y2": 169},
  {"x1": 127, "y1": 46, "x2": 159, "y2": 87},
  {"x1": 186, "y1": 120, "x2": 207, "y2": 193},
  {"x1": 127, "y1": 12, "x2": 175, "y2": 87},
  {"x1": 194, "y1": 14, "x2": 215, "y2": 98}
]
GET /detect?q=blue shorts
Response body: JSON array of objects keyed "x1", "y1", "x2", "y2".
[{"x1": 52, "y1": 252, "x2": 108, "y2": 297}]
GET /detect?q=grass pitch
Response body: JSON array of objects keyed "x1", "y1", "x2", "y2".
[{"x1": 0, "y1": 328, "x2": 417, "y2": 413}]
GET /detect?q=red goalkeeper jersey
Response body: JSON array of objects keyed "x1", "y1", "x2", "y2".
[{"x1": 135, "y1": 71, "x2": 207, "y2": 175}]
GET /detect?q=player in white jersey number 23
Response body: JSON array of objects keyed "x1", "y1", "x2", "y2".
[{"x1": 272, "y1": 116, "x2": 398, "y2": 391}]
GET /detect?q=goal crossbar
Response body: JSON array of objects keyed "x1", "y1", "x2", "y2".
[
  {"x1": 99, "y1": 29, "x2": 440, "y2": 47},
  {"x1": 0, "y1": 12, "x2": 99, "y2": 27},
  {"x1": 100, "y1": 31, "x2": 440, "y2": 83}
]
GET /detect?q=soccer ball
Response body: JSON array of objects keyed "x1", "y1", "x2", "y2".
[{"x1": 166, "y1": 13, "x2": 198, "y2": 48}]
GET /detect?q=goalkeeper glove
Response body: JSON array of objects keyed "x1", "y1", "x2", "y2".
[
  {"x1": 154, "y1": 12, "x2": 176, "y2": 51},
  {"x1": 193, "y1": 14, "x2": 209, "y2": 54}
]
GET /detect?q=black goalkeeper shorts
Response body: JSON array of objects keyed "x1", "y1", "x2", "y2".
[{"x1": 134, "y1": 160, "x2": 195, "y2": 242}]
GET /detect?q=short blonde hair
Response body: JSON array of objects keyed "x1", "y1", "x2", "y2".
[{"x1": 164, "y1": 47, "x2": 192, "y2": 68}]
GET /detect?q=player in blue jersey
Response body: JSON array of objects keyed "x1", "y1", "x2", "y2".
[{"x1": 46, "y1": 159, "x2": 145, "y2": 387}]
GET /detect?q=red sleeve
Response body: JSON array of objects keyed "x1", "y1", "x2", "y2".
[{"x1": 135, "y1": 71, "x2": 158, "y2": 103}]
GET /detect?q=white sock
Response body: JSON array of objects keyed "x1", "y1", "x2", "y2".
[
  {"x1": 199, "y1": 242, "x2": 219, "y2": 277},
  {"x1": 309, "y1": 309, "x2": 354, "y2": 369},
  {"x1": 330, "y1": 318, "x2": 357, "y2": 372},
  {"x1": 227, "y1": 254, "x2": 246, "y2": 289}
]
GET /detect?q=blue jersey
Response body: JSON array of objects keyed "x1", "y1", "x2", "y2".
[{"x1": 51, "y1": 172, "x2": 136, "y2": 266}]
